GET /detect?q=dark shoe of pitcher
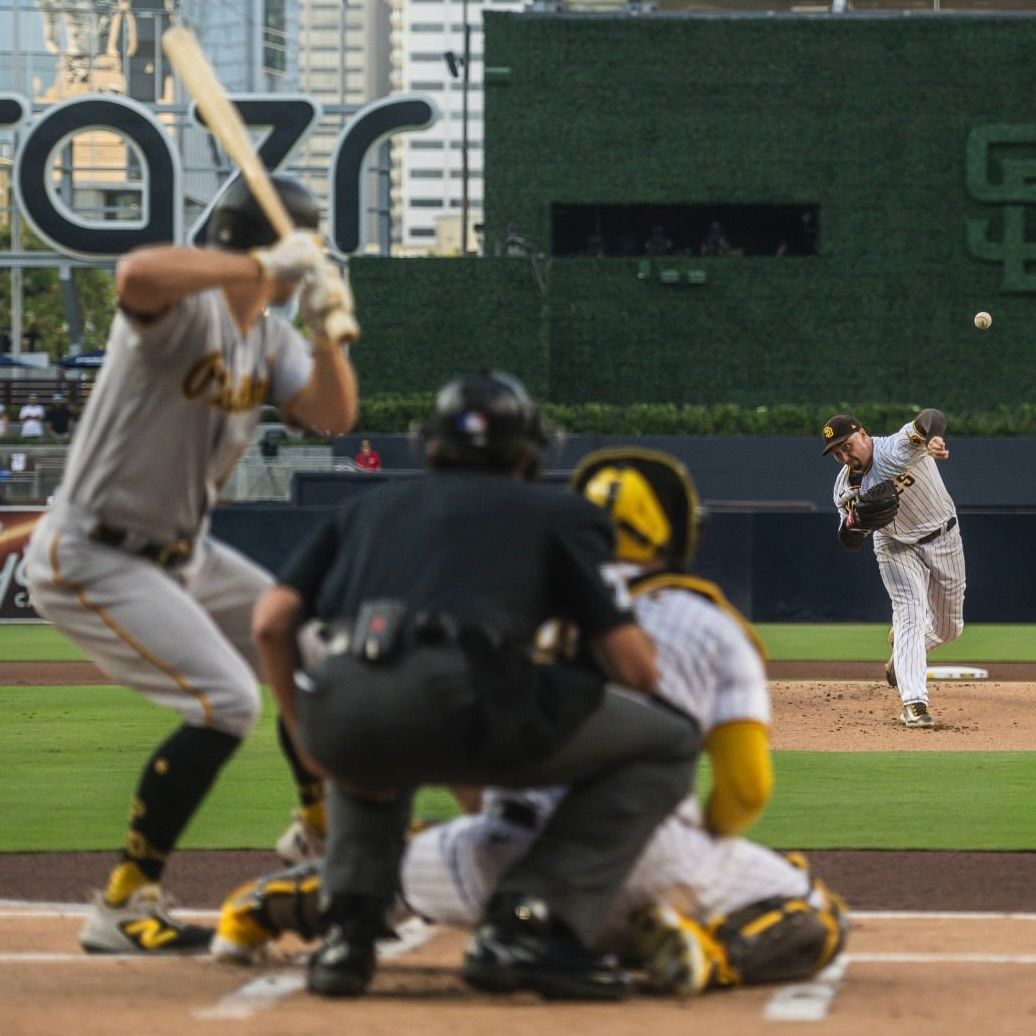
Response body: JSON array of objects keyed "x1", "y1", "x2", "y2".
[
  {"x1": 306, "y1": 923, "x2": 376, "y2": 997},
  {"x1": 462, "y1": 895, "x2": 631, "y2": 1001}
]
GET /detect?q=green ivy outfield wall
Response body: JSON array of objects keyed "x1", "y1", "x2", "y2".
[
  {"x1": 349, "y1": 257, "x2": 548, "y2": 397},
  {"x1": 421, "y1": 10, "x2": 1036, "y2": 407}
]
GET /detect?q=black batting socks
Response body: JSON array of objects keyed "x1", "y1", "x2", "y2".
[{"x1": 118, "y1": 723, "x2": 242, "y2": 881}]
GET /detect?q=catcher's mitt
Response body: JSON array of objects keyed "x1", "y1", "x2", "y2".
[{"x1": 848, "y1": 479, "x2": 899, "y2": 531}]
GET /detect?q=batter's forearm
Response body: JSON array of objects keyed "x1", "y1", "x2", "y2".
[
  {"x1": 288, "y1": 346, "x2": 358, "y2": 436},
  {"x1": 116, "y1": 246, "x2": 262, "y2": 314},
  {"x1": 912, "y1": 408, "x2": 947, "y2": 441}
]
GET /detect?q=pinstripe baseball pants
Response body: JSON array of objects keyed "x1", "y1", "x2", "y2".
[{"x1": 874, "y1": 524, "x2": 966, "y2": 705}]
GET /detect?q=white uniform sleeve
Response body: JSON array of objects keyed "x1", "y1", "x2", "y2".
[
  {"x1": 707, "y1": 609, "x2": 770, "y2": 730},
  {"x1": 644, "y1": 591, "x2": 769, "y2": 732},
  {"x1": 873, "y1": 421, "x2": 929, "y2": 479},
  {"x1": 832, "y1": 466, "x2": 856, "y2": 513}
]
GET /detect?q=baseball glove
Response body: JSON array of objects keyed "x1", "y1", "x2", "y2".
[{"x1": 848, "y1": 479, "x2": 899, "y2": 531}]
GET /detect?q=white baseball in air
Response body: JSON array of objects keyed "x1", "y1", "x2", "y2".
[{"x1": 973, "y1": 311, "x2": 992, "y2": 329}]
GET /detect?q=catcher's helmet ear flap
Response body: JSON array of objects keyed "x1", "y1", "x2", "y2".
[
  {"x1": 422, "y1": 369, "x2": 549, "y2": 475},
  {"x1": 571, "y1": 448, "x2": 701, "y2": 565},
  {"x1": 206, "y1": 174, "x2": 320, "y2": 252}
]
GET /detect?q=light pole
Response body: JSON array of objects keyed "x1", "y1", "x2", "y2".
[
  {"x1": 460, "y1": 0, "x2": 471, "y2": 256},
  {"x1": 445, "y1": 1, "x2": 472, "y2": 256}
]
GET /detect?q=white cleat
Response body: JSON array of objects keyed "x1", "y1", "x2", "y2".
[
  {"x1": 900, "y1": 701, "x2": 935, "y2": 728},
  {"x1": 79, "y1": 885, "x2": 213, "y2": 955},
  {"x1": 275, "y1": 811, "x2": 326, "y2": 865}
]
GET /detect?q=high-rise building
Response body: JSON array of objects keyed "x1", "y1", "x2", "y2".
[
  {"x1": 393, "y1": 0, "x2": 524, "y2": 255},
  {"x1": 295, "y1": 0, "x2": 394, "y2": 252}
]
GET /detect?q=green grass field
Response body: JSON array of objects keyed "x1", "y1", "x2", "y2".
[
  {"x1": 4, "y1": 623, "x2": 1036, "y2": 664},
  {"x1": 2, "y1": 624, "x2": 1034, "y2": 853}
]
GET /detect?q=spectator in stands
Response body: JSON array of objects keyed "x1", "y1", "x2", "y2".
[
  {"x1": 504, "y1": 223, "x2": 533, "y2": 258},
  {"x1": 644, "y1": 225, "x2": 673, "y2": 257},
  {"x1": 0, "y1": 404, "x2": 8, "y2": 438},
  {"x1": 19, "y1": 394, "x2": 46, "y2": 438},
  {"x1": 700, "y1": 221, "x2": 732, "y2": 257},
  {"x1": 354, "y1": 438, "x2": 382, "y2": 471},
  {"x1": 46, "y1": 393, "x2": 74, "y2": 442}
]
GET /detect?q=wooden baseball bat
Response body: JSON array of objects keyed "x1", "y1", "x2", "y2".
[{"x1": 161, "y1": 25, "x2": 359, "y2": 344}]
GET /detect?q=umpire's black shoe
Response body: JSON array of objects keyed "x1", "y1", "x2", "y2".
[
  {"x1": 462, "y1": 895, "x2": 631, "y2": 1001},
  {"x1": 307, "y1": 923, "x2": 377, "y2": 997}
]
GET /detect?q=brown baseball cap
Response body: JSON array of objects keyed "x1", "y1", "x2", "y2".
[{"x1": 820, "y1": 414, "x2": 862, "y2": 454}]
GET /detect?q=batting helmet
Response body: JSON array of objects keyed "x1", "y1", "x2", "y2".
[
  {"x1": 422, "y1": 370, "x2": 548, "y2": 476},
  {"x1": 206, "y1": 174, "x2": 320, "y2": 251},
  {"x1": 571, "y1": 447, "x2": 701, "y2": 565}
]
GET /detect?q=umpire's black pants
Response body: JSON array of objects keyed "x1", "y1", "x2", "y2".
[{"x1": 296, "y1": 644, "x2": 698, "y2": 947}]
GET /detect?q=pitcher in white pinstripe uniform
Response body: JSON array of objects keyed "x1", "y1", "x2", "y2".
[
  {"x1": 822, "y1": 411, "x2": 966, "y2": 728},
  {"x1": 212, "y1": 448, "x2": 848, "y2": 996}
]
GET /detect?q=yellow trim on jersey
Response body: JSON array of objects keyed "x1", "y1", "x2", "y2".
[
  {"x1": 0, "y1": 515, "x2": 41, "y2": 548},
  {"x1": 703, "y1": 721, "x2": 773, "y2": 836},
  {"x1": 48, "y1": 532, "x2": 214, "y2": 727},
  {"x1": 628, "y1": 571, "x2": 767, "y2": 661}
]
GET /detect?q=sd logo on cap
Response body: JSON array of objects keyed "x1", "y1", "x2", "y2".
[{"x1": 820, "y1": 414, "x2": 862, "y2": 455}]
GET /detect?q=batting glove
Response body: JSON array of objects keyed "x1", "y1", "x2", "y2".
[
  {"x1": 252, "y1": 230, "x2": 325, "y2": 283},
  {"x1": 298, "y1": 261, "x2": 356, "y2": 340}
]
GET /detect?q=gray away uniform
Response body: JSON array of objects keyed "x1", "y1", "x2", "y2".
[{"x1": 26, "y1": 290, "x2": 312, "y2": 736}]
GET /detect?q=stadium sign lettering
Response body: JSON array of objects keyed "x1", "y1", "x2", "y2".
[{"x1": 1, "y1": 92, "x2": 437, "y2": 262}]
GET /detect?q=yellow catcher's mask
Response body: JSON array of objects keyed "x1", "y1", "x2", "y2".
[
  {"x1": 583, "y1": 466, "x2": 672, "y2": 563},
  {"x1": 571, "y1": 447, "x2": 700, "y2": 565}
]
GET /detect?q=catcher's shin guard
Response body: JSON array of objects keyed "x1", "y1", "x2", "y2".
[
  {"x1": 709, "y1": 877, "x2": 848, "y2": 986},
  {"x1": 212, "y1": 863, "x2": 322, "y2": 963}
]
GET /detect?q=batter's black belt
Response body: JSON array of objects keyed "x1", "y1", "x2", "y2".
[
  {"x1": 916, "y1": 515, "x2": 957, "y2": 546},
  {"x1": 89, "y1": 522, "x2": 194, "y2": 569}
]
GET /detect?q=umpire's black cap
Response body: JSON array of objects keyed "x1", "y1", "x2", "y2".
[{"x1": 820, "y1": 414, "x2": 863, "y2": 455}]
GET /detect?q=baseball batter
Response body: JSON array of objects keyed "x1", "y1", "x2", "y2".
[
  {"x1": 822, "y1": 412, "x2": 965, "y2": 728},
  {"x1": 25, "y1": 175, "x2": 358, "y2": 955},
  {"x1": 212, "y1": 449, "x2": 847, "y2": 995}
]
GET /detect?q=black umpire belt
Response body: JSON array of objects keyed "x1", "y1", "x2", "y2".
[
  {"x1": 916, "y1": 515, "x2": 957, "y2": 546},
  {"x1": 316, "y1": 604, "x2": 505, "y2": 664},
  {"x1": 89, "y1": 522, "x2": 194, "y2": 569}
]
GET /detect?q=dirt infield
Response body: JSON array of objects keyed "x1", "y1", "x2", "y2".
[{"x1": 2, "y1": 905, "x2": 1035, "y2": 1035}]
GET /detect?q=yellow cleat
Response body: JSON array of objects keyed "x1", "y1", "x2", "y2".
[
  {"x1": 211, "y1": 881, "x2": 276, "y2": 964},
  {"x1": 630, "y1": 902, "x2": 715, "y2": 996}
]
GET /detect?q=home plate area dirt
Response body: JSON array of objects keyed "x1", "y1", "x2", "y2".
[{"x1": 1, "y1": 670, "x2": 1035, "y2": 1033}]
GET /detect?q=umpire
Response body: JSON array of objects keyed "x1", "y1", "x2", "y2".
[{"x1": 254, "y1": 370, "x2": 699, "y2": 1000}]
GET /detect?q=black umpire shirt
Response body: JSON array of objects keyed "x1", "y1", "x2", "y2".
[{"x1": 281, "y1": 470, "x2": 634, "y2": 753}]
